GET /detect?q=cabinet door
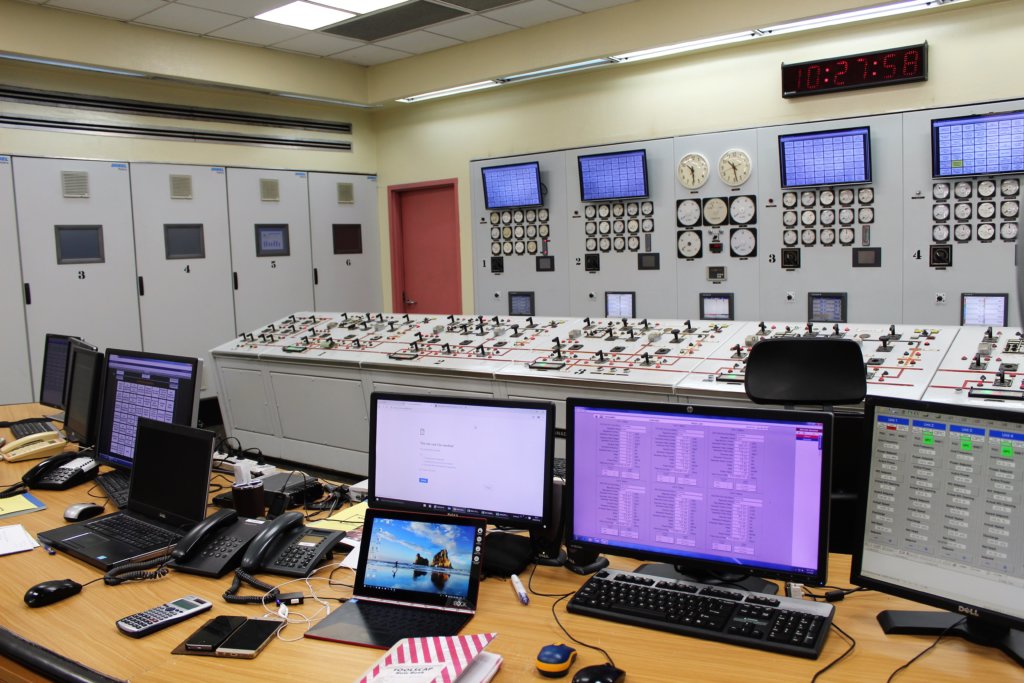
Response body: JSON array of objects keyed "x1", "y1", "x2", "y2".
[{"x1": 0, "y1": 156, "x2": 33, "y2": 403}]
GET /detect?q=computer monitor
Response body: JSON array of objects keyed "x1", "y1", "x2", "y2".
[
  {"x1": 38, "y1": 333, "x2": 79, "y2": 409},
  {"x1": 808, "y1": 292, "x2": 847, "y2": 323},
  {"x1": 62, "y1": 340, "x2": 102, "y2": 449},
  {"x1": 605, "y1": 291, "x2": 635, "y2": 318},
  {"x1": 481, "y1": 161, "x2": 543, "y2": 210},
  {"x1": 851, "y1": 397, "x2": 1024, "y2": 665},
  {"x1": 508, "y1": 291, "x2": 536, "y2": 317},
  {"x1": 778, "y1": 126, "x2": 872, "y2": 188},
  {"x1": 368, "y1": 392, "x2": 555, "y2": 567},
  {"x1": 92, "y1": 349, "x2": 202, "y2": 470},
  {"x1": 961, "y1": 292, "x2": 1008, "y2": 326},
  {"x1": 932, "y1": 109, "x2": 1024, "y2": 178},
  {"x1": 578, "y1": 149, "x2": 649, "y2": 202},
  {"x1": 567, "y1": 397, "x2": 833, "y2": 592},
  {"x1": 700, "y1": 293, "x2": 734, "y2": 321}
]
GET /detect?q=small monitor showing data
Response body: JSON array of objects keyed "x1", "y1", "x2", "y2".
[
  {"x1": 605, "y1": 291, "x2": 635, "y2": 318},
  {"x1": 254, "y1": 224, "x2": 290, "y2": 257},
  {"x1": 961, "y1": 293, "x2": 1008, "y2": 326},
  {"x1": 482, "y1": 161, "x2": 543, "y2": 209},
  {"x1": 508, "y1": 291, "x2": 535, "y2": 317},
  {"x1": 700, "y1": 293, "x2": 734, "y2": 321},
  {"x1": 932, "y1": 109, "x2": 1024, "y2": 177},
  {"x1": 808, "y1": 292, "x2": 847, "y2": 323},
  {"x1": 779, "y1": 127, "x2": 872, "y2": 188},
  {"x1": 578, "y1": 149, "x2": 649, "y2": 202}
]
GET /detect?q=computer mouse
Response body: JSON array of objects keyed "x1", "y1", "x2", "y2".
[
  {"x1": 63, "y1": 502, "x2": 105, "y2": 522},
  {"x1": 536, "y1": 643, "x2": 577, "y2": 678},
  {"x1": 572, "y1": 663, "x2": 625, "y2": 683},
  {"x1": 24, "y1": 579, "x2": 83, "y2": 607}
]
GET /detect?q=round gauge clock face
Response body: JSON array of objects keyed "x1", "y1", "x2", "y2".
[
  {"x1": 599, "y1": 237, "x2": 611, "y2": 252},
  {"x1": 820, "y1": 228, "x2": 836, "y2": 245},
  {"x1": 859, "y1": 207, "x2": 875, "y2": 223},
  {"x1": 978, "y1": 180, "x2": 996, "y2": 198},
  {"x1": 612, "y1": 220, "x2": 625, "y2": 234},
  {"x1": 783, "y1": 211, "x2": 798, "y2": 227},
  {"x1": 514, "y1": 241, "x2": 525, "y2": 255},
  {"x1": 489, "y1": 212, "x2": 500, "y2": 225},
  {"x1": 501, "y1": 211, "x2": 512, "y2": 223},
  {"x1": 838, "y1": 227, "x2": 855, "y2": 245},
  {"x1": 839, "y1": 208, "x2": 855, "y2": 225},
  {"x1": 538, "y1": 224, "x2": 550, "y2": 237},
  {"x1": 502, "y1": 226, "x2": 513, "y2": 239},
  {"x1": 627, "y1": 235, "x2": 640, "y2": 251},
  {"x1": 932, "y1": 224, "x2": 950, "y2": 242},
  {"x1": 583, "y1": 205, "x2": 596, "y2": 219},
  {"x1": 641, "y1": 218, "x2": 655, "y2": 232},
  {"x1": 801, "y1": 228, "x2": 816, "y2": 246},
  {"x1": 613, "y1": 236, "x2": 626, "y2": 251},
  {"x1": 932, "y1": 204, "x2": 950, "y2": 221},
  {"x1": 677, "y1": 152, "x2": 711, "y2": 190},
  {"x1": 858, "y1": 187, "x2": 875, "y2": 204},
  {"x1": 677, "y1": 199, "x2": 701, "y2": 226},
  {"x1": 612, "y1": 203, "x2": 625, "y2": 217},
  {"x1": 490, "y1": 227, "x2": 501, "y2": 240},
  {"x1": 526, "y1": 225, "x2": 537, "y2": 238},
  {"x1": 954, "y1": 223, "x2": 972, "y2": 241},
  {"x1": 953, "y1": 203, "x2": 972, "y2": 221},
  {"x1": 703, "y1": 197, "x2": 728, "y2": 225},
  {"x1": 801, "y1": 209, "x2": 816, "y2": 226},
  {"x1": 641, "y1": 201, "x2": 654, "y2": 216},
  {"x1": 1003, "y1": 201, "x2": 1020, "y2": 218},
  {"x1": 729, "y1": 195, "x2": 756, "y2": 224},
  {"x1": 626, "y1": 202, "x2": 639, "y2": 216},
  {"x1": 730, "y1": 227, "x2": 757, "y2": 256},
  {"x1": 782, "y1": 192, "x2": 798, "y2": 208},
  {"x1": 1001, "y1": 222, "x2": 1019, "y2": 240},
  {"x1": 977, "y1": 223, "x2": 996, "y2": 241},
  {"x1": 513, "y1": 225, "x2": 525, "y2": 239},
  {"x1": 585, "y1": 237, "x2": 597, "y2": 252},
  {"x1": 527, "y1": 241, "x2": 538, "y2": 254},
  {"x1": 718, "y1": 149, "x2": 752, "y2": 186},
  {"x1": 490, "y1": 242, "x2": 501, "y2": 255},
  {"x1": 513, "y1": 210, "x2": 524, "y2": 223},
  {"x1": 538, "y1": 209, "x2": 549, "y2": 221},
  {"x1": 783, "y1": 230, "x2": 798, "y2": 246},
  {"x1": 598, "y1": 221, "x2": 611, "y2": 234},
  {"x1": 1002, "y1": 178, "x2": 1020, "y2": 197},
  {"x1": 819, "y1": 209, "x2": 836, "y2": 226},
  {"x1": 597, "y1": 204, "x2": 611, "y2": 219},
  {"x1": 819, "y1": 190, "x2": 835, "y2": 206},
  {"x1": 678, "y1": 230, "x2": 702, "y2": 258},
  {"x1": 838, "y1": 189, "x2": 855, "y2": 205},
  {"x1": 977, "y1": 202, "x2": 996, "y2": 220},
  {"x1": 525, "y1": 209, "x2": 537, "y2": 222},
  {"x1": 954, "y1": 181, "x2": 972, "y2": 199},
  {"x1": 932, "y1": 183, "x2": 950, "y2": 200},
  {"x1": 627, "y1": 219, "x2": 640, "y2": 233},
  {"x1": 502, "y1": 241, "x2": 513, "y2": 255},
  {"x1": 801, "y1": 191, "x2": 816, "y2": 207}
]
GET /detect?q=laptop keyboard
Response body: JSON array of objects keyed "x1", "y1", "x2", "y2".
[
  {"x1": 354, "y1": 600, "x2": 470, "y2": 639},
  {"x1": 97, "y1": 470, "x2": 131, "y2": 509},
  {"x1": 10, "y1": 420, "x2": 57, "y2": 440},
  {"x1": 86, "y1": 515, "x2": 180, "y2": 549}
]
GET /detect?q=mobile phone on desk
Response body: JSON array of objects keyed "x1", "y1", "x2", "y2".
[
  {"x1": 215, "y1": 618, "x2": 283, "y2": 658},
  {"x1": 185, "y1": 615, "x2": 246, "y2": 652}
]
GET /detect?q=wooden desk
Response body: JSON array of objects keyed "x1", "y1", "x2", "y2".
[{"x1": 1, "y1": 403, "x2": 1020, "y2": 682}]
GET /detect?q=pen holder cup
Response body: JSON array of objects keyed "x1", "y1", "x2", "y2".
[{"x1": 232, "y1": 481, "x2": 265, "y2": 518}]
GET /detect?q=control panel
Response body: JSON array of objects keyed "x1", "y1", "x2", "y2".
[{"x1": 923, "y1": 326, "x2": 1024, "y2": 407}]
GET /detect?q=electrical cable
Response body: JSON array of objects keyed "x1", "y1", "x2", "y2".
[
  {"x1": 810, "y1": 621, "x2": 857, "y2": 682},
  {"x1": 885, "y1": 617, "x2": 966, "y2": 682},
  {"x1": 549, "y1": 592, "x2": 616, "y2": 669}
]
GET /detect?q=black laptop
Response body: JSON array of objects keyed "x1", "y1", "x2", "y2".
[
  {"x1": 38, "y1": 418, "x2": 214, "y2": 570},
  {"x1": 305, "y1": 508, "x2": 485, "y2": 649}
]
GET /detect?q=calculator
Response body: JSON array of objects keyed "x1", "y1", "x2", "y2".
[{"x1": 115, "y1": 595, "x2": 212, "y2": 638}]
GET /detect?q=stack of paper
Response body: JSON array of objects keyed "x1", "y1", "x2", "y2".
[
  {"x1": 355, "y1": 632, "x2": 502, "y2": 683},
  {"x1": 0, "y1": 524, "x2": 40, "y2": 556}
]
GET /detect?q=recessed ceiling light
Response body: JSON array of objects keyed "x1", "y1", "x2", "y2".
[
  {"x1": 256, "y1": 2, "x2": 354, "y2": 30},
  {"x1": 312, "y1": 0, "x2": 407, "y2": 13}
]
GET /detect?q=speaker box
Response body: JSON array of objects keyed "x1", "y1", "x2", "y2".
[{"x1": 531, "y1": 478, "x2": 566, "y2": 566}]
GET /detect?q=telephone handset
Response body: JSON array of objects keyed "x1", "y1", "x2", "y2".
[
  {"x1": 1, "y1": 431, "x2": 68, "y2": 462},
  {"x1": 22, "y1": 453, "x2": 98, "y2": 490},
  {"x1": 239, "y1": 511, "x2": 344, "y2": 578},
  {"x1": 169, "y1": 509, "x2": 266, "y2": 579}
]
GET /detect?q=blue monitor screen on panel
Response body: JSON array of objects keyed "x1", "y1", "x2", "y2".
[
  {"x1": 932, "y1": 110, "x2": 1024, "y2": 177},
  {"x1": 482, "y1": 161, "x2": 543, "y2": 209},
  {"x1": 579, "y1": 149, "x2": 649, "y2": 202},
  {"x1": 779, "y1": 127, "x2": 871, "y2": 188}
]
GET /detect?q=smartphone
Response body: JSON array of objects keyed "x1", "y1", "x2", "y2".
[
  {"x1": 184, "y1": 616, "x2": 246, "y2": 652},
  {"x1": 215, "y1": 618, "x2": 283, "y2": 659}
]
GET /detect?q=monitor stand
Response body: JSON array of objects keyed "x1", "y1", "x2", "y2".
[
  {"x1": 878, "y1": 611, "x2": 1024, "y2": 667},
  {"x1": 634, "y1": 562, "x2": 779, "y2": 596}
]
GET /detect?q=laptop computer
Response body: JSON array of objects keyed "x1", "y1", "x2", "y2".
[
  {"x1": 38, "y1": 418, "x2": 215, "y2": 571},
  {"x1": 305, "y1": 508, "x2": 486, "y2": 649}
]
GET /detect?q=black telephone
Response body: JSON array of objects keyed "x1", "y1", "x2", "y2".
[
  {"x1": 169, "y1": 509, "x2": 266, "y2": 579},
  {"x1": 238, "y1": 511, "x2": 344, "y2": 578},
  {"x1": 23, "y1": 453, "x2": 99, "y2": 491}
]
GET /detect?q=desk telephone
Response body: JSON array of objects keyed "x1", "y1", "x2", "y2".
[
  {"x1": 1, "y1": 431, "x2": 68, "y2": 462},
  {"x1": 23, "y1": 453, "x2": 98, "y2": 490}
]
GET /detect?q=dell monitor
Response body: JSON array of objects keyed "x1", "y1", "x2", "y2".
[
  {"x1": 62, "y1": 340, "x2": 103, "y2": 449},
  {"x1": 92, "y1": 349, "x2": 202, "y2": 470},
  {"x1": 368, "y1": 392, "x2": 555, "y2": 570},
  {"x1": 961, "y1": 292, "x2": 1008, "y2": 326},
  {"x1": 567, "y1": 397, "x2": 833, "y2": 593},
  {"x1": 38, "y1": 333, "x2": 79, "y2": 410},
  {"x1": 851, "y1": 397, "x2": 1024, "y2": 666}
]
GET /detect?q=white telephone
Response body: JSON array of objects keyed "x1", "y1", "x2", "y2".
[{"x1": 1, "y1": 431, "x2": 68, "y2": 463}]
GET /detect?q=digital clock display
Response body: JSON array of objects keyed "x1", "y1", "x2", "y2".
[{"x1": 782, "y1": 43, "x2": 927, "y2": 98}]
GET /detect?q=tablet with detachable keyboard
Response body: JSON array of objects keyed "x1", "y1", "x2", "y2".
[{"x1": 305, "y1": 508, "x2": 486, "y2": 649}]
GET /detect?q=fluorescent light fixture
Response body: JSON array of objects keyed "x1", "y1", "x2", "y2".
[
  {"x1": 397, "y1": 80, "x2": 500, "y2": 103},
  {"x1": 256, "y1": 1, "x2": 353, "y2": 30},
  {"x1": 499, "y1": 58, "x2": 615, "y2": 83},
  {"x1": 612, "y1": 31, "x2": 757, "y2": 63},
  {"x1": 312, "y1": 0, "x2": 407, "y2": 12},
  {"x1": 759, "y1": 0, "x2": 968, "y2": 36},
  {"x1": 276, "y1": 91, "x2": 380, "y2": 108},
  {"x1": 0, "y1": 52, "x2": 147, "y2": 78}
]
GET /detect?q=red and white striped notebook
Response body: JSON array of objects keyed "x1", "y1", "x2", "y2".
[{"x1": 356, "y1": 633, "x2": 500, "y2": 683}]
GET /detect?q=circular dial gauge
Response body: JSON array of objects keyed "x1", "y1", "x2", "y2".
[
  {"x1": 597, "y1": 204, "x2": 611, "y2": 219},
  {"x1": 977, "y1": 223, "x2": 996, "y2": 241},
  {"x1": 514, "y1": 241, "x2": 525, "y2": 255},
  {"x1": 977, "y1": 202, "x2": 996, "y2": 220},
  {"x1": 783, "y1": 211, "x2": 798, "y2": 227},
  {"x1": 641, "y1": 218, "x2": 654, "y2": 232},
  {"x1": 954, "y1": 181, "x2": 973, "y2": 199},
  {"x1": 1001, "y1": 222, "x2": 1019, "y2": 240},
  {"x1": 612, "y1": 203, "x2": 625, "y2": 217},
  {"x1": 703, "y1": 197, "x2": 728, "y2": 225},
  {"x1": 954, "y1": 224, "x2": 972, "y2": 241},
  {"x1": 502, "y1": 226, "x2": 513, "y2": 239},
  {"x1": 627, "y1": 235, "x2": 640, "y2": 251},
  {"x1": 730, "y1": 227, "x2": 757, "y2": 256},
  {"x1": 626, "y1": 219, "x2": 640, "y2": 233},
  {"x1": 978, "y1": 180, "x2": 996, "y2": 198},
  {"x1": 513, "y1": 225, "x2": 525, "y2": 239},
  {"x1": 858, "y1": 187, "x2": 875, "y2": 204},
  {"x1": 613, "y1": 236, "x2": 626, "y2": 251},
  {"x1": 538, "y1": 224, "x2": 550, "y2": 237},
  {"x1": 839, "y1": 208, "x2": 855, "y2": 225},
  {"x1": 801, "y1": 209, "x2": 816, "y2": 226},
  {"x1": 513, "y1": 210, "x2": 524, "y2": 223},
  {"x1": 490, "y1": 227, "x2": 501, "y2": 240},
  {"x1": 677, "y1": 199, "x2": 701, "y2": 226},
  {"x1": 525, "y1": 209, "x2": 537, "y2": 222},
  {"x1": 678, "y1": 230, "x2": 702, "y2": 258},
  {"x1": 838, "y1": 188, "x2": 855, "y2": 205},
  {"x1": 718, "y1": 149, "x2": 753, "y2": 186},
  {"x1": 819, "y1": 190, "x2": 835, "y2": 206},
  {"x1": 538, "y1": 208, "x2": 549, "y2": 221},
  {"x1": 782, "y1": 192, "x2": 798, "y2": 208},
  {"x1": 612, "y1": 220, "x2": 625, "y2": 234},
  {"x1": 626, "y1": 202, "x2": 639, "y2": 217},
  {"x1": 599, "y1": 237, "x2": 611, "y2": 252},
  {"x1": 932, "y1": 183, "x2": 950, "y2": 200},
  {"x1": 527, "y1": 240, "x2": 538, "y2": 254},
  {"x1": 526, "y1": 225, "x2": 537, "y2": 238},
  {"x1": 1001, "y1": 178, "x2": 1020, "y2": 197},
  {"x1": 839, "y1": 227, "x2": 856, "y2": 245},
  {"x1": 641, "y1": 201, "x2": 654, "y2": 216},
  {"x1": 801, "y1": 191, "x2": 816, "y2": 207},
  {"x1": 502, "y1": 241, "x2": 513, "y2": 255},
  {"x1": 729, "y1": 195, "x2": 756, "y2": 224},
  {"x1": 932, "y1": 224, "x2": 950, "y2": 242},
  {"x1": 489, "y1": 212, "x2": 500, "y2": 225},
  {"x1": 820, "y1": 228, "x2": 836, "y2": 245},
  {"x1": 584, "y1": 205, "x2": 596, "y2": 219},
  {"x1": 584, "y1": 221, "x2": 598, "y2": 235},
  {"x1": 677, "y1": 152, "x2": 711, "y2": 189},
  {"x1": 490, "y1": 242, "x2": 501, "y2": 255},
  {"x1": 585, "y1": 237, "x2": 597, "y2": 252},
  {"x1": 501, "y1": 210, "x2": 512, "y2": 223},
  {"x1": 801, "y1": 228, "x2": 816, "y2": 246},
  {"x1": 859, "y1": 207, "x2": 875, "y2": 223},
  {"x1": 783, "y1": 229, "x2": 798, "y2": 246},
  {"x1": 820, "y1": 209, "x2": 836, "y2": 226},
  {"x1": 598, "y1": 220, "x2": 611, "y2": 234},
  {"x1": 954, "y1": 203, "x2": 972, "y2": 221},
  {"x1": 932, "y1": 204, "x2": 950, "y2": 221},
  {"x1": 1003, "y1": 201, "x2": 1020, "y2": 218}
]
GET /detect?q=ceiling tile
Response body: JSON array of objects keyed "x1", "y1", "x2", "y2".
[
  {"x1": 271, "y1": 31, "x2": 366, "y2": 56},
  {"x1": 322, "y1": 0, "x2": 466, "y2": 42},
  {"x1": 551, "y1": 0, "x2": 635, "y2": 11},
  {"x1": 328, "y1": 44, "x2": 410, "y2": 66},
  {"x1": 133, "y1": 3, "x2": 240, "y2": 34},
  {"x1": 174, "y1": 0, "x2": 283, "y2": 18},
  {"x1": 424, "y1": 14, "x2": 516, "y2": 41},
  {"x1": 483, "y1": 0, "x2": 578, "y2": 28},
  {"x1": 440, "y1": 0, "x2": 521, "y2": 10},
  {"x1": 207, "y1": 17, "x2": 307, "y2": 45},
  {"x1": 45, "y1": 0, "x2": 167, "y2": 21},
  {"x1": 375, "y1": 30, "x2": 460, "y2": 54}
]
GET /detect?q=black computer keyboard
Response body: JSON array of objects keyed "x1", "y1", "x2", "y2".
[
  {"x1": 568, "y1": 568, "x2": 834, "y2": 659},
  {"x1": 86, "y1": 515, "x2": 180, "y2": 549},
  {"x1": 97, "y1": 470, "x2": 132, "y2": 509},
  {"x1": 10, "y1": 420, "x2": 57, "y2": 440}
]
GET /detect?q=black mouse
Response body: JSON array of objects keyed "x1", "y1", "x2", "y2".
[
  {"x1": 572, "y1": 663, "x2": 625, "y2": 683},
  {"x1": 24, "y1": 579, "x2": 83, "y2": 607}
]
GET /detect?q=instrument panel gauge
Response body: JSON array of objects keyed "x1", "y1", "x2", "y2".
[
  {"x1": 783, "y1": 211, "x2": 798, "y2": 227},
  {"x1": 932, "y1": 224, "x2": 950, "y2": 242},
  {"x1": 801, "y1": 209, "x2": 816, "y2": 226},
  {"x1": 977, "y1": 202, "x2": 996, "y2": 220},
  {"x1": 977, "y1": 180, "x2": 996, "y2": 198},
  {"x1": 932, "y1": 204, "x2": 950, "y2": 221},
  {"x1": 599, "y1": 237, "x2": 611, "y2": 252},
  {"x1": 538, "y1": 224, "x2": 550, "y2": 238},
  {"x1": 502, "y1": 226, "x2": 513, "y2": 239},
  {"x1": 627, "y1": 235, "x2": 640, "y2": 251},
  {"x1": 1001, "y1": 222, "x2": 1019, "y2": 241},
  {"x1": 801, "y1": 228, "x2": 816, "y2": 246},
  {"x1": 613, "y1": 236, "x2": 626, "y2": 251},
  {"x1": 858, "y1": 207, "x2": 875, "y2": 223},
  {"x1": 513, "y1": 225, "x2": 525, "y2": 239},
  {"x1": 597, "y1": 204, "x2": 611, "y2": 219},
  {"x1": 514, "y1": 241, "x2": 525, "y2": 255},
  {"x1": 538, "y1": 208, "x2": 550, "y2": 221},
  {"x1": 703, "y1": 197, "x2": 728, "y2": 225},
  {"x1": 838, "y1": 227, "x2": 855, "y2": 245},
  {"x1": 501, "y1": 210, "x2": 512, "y2": 224},
  {"x1": 730, "y1": 227, "x2": 757, "y2": 256},
  {"x1": 954, "y1": 223, "x2": 972, "y2": 242},
  {"x1": 502, "y1": 241, "x2": 514, "y2": 255},
  {"x1": 585, "y1": 237, "x2": 597, "y2": 252},
  {"x1": 584, "y1": 205, "x2": 596, "y2": 219},
  {"x1": 954, "y1": 181, "x2": 973, "y2": 199},
  {"x1": 613, "y1": 220, "x2": 625, "y2": 234},
  {"x1": 525, "y1": 209, "x2": 537, "y2": 222},
  {"x1": 490, "y1": 227, "x2": 501, "y2": 240},
  {"x1": 598, "y1": 220, "x2": 611, "y2": 234},
  {"x1": 490, "y1": 242, "x2": 501, "y2": 255},
  {"x1": 489, "y1": 212, "x2": 500, "y2": 225},
  {"x1": 677, "y1": 199, "x2": 701, "y2": 227},
  {"x1": 641, "y1": 218, "x2": 655, "y2": 232},
  {"x1": 626, "y1": 218, "x2": 640, "y2": 233},
  {"x1": 626, "y1": 202, "x2": 639, "y2": 217},
  {"x1": 612, "y1": 203, "x2": 625, "y2": 218},
  {"x1": 1002, "y1": 201, "x2": 1020, "y2": 218},
  {"x1": 783, "y1": 229, "x2": 798, "y2": 246},
  {"x1": 932, "y1": 183, "x2": 950, "y2": 200},
  {"x1": 641, "y1": 201, "x2": 654, "y2": 216},
  {"x1": 818, "y1": 189, "x2": 835, "y2": 206},
  {"x1": 838, "y1": 188, "x2": 855, "y2": 205},
  {"x1": 819, "y1": 209, "x2": 836, "y2": 226},
  {"x1": 953, "y1": 203, "x2": 972, "y2": 221},
  {"x1": 677, "y1": 152, "x2": 711, "y2": 190},
  {"x1": 858, "y1": 187, "x2": 875, "y2": 204},
  {"x1": 729, "y1": 195, "x2": 756, "y2": 224},
  {"x1": 677, "y1": 230, "x2": 702, "y2": 258},
  {"x1": 819, "y1": 228, "x2": 836, "y2": 245},
  {"x1": 839, "y1": 208, "x2": 855, "y2": 225},
  {"x1": 526, "y1": 225, "x2": 537, "y2": 238},
  {"x1": 513, "y1": 210, "x2": 524, "y2": 223},
  {"x1": 1001, "y1": 178, "x2": 1020, "y2": 197},
  {"x1": 782, "y1": 192, "x2": 798, "y2": 208},
  {"x1": 718, "y1": 149, "x2": 752, "y2": 186},
  {"x1": 527, "y1": 240, "x2": 538, "y2": 254},
  {"x1": 801, "y1": 191, "x2": 816, "y2": 207},
  {"x1": 977, "y1": 223, "x2": 995, "y2": 241}
]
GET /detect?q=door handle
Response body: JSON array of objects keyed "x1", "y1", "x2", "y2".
[{"x1": 403, "y1": 291, "x2": 417, "y2": 306}]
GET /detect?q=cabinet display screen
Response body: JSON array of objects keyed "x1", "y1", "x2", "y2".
[
  {"x1": 482, "y1": 161, "x2": 542, "y2": 209},
  {"x1": 782, "y1": 43, "x2": 926, "y2": 98},
  {"x1": 779, "y1": 127, "x2": 871, "y2": 188},
  {"x1": 578, "y1": 149, "x2": 648, "y2": 202},
  {"x1": 932, "y1": 110, "x2": 1024, "y2": 178},
  {"x1": 254, "y1": 224, "x2": 290, "y2": 257},
  {"x1": 808, "y1": 292, "x2": 848, "y2": 323}
]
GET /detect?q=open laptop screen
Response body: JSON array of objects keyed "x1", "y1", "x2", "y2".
[{"x1": 128, "y1": 418, "x2": 214, "y2": 528}]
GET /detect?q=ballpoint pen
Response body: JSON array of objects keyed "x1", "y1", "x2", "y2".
[{"x1": 511, "y1": 573, "x2": 529, "y2": 605}]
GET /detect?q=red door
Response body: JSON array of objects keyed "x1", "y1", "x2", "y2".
[{"x1": 388, "y1": 179, "x2": 462, "y2": 314}]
